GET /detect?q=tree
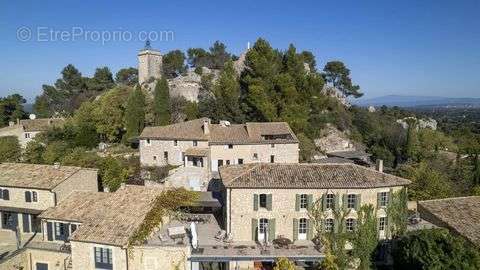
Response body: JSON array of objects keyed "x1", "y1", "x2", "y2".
[
  {"x1": 42, "y1": 141, "x2": 70, "y2": 164},
  {"x1": 162, "y1": 50, "x2": 187, "y2": 78},
  {"x1": 398, "y1": 162, "x2": 452, "y2": 200},
  {"x1": 153, "y1": 78, "x2": 170, "y2": 125},
  {"x1": 273, "y1": 257, "x2": 296, "y2": 270},
  {"x1": 124, "y1": 86, "x2": 146, "y2": 141},
  {"x1": 23, "y1": 140, "x2": 46, "y2": 164},
  {"x1": 297, "y1": 133, "x2": 316, "y2": 161},
  {"x1": 323, "y1": 61, "x2": 362, "y2": 98},
  {"x1": 100, "y1": 156, "x2": 129, "y2": 192},
  {"x1": 115, "y1": 67, "x2": 138, "y2": 86},
  {"x1": 0, "y1": 94, "x2": 26, "y2": 126},
  {"x1": 0, "y1": 136, "x2": 21, "y2": 162},
  {"x1": 87, "y1": 67, "x2": 115, "y2": 92},
  {"x1": 209, "y1": 41, "x2": 231, "y2": 69},
  {"x1": 351, "y1": 205, "x2": 378, "y2": 270},
  {"x1": 72, "y1": 102, "x2": 99, "y2": 148},
  {"x1": 392, "y1": 229, "x2": 480, "y2": 270},
  {"x1": 211, "y1": 61, "x2": 245, "y2": 122}
]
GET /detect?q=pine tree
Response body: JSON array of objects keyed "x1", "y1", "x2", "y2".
[
  {"x1": 153, "y1": 78, "x2": 170, "y2": 125},
  {"x1": 212, "y1": 61, "x2": 245, "y2": 123},
  {"x1": 124, "y1": 86, "x2": 145, "y2": 141}
]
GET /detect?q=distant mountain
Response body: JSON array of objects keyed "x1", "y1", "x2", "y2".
[{"x1": 354, "y1": 95, "x2": 480, "y2": 108}]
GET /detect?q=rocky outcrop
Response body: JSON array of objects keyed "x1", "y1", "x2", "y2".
[
  {"x1": 396, "y1": 117, "x2": 437, "y2": 130},
  {"x1": 314, "y1": 124, "x2": 357, "y2": 153},
  {"x1": 321, "y1": 85, "x2": 351, "y2": 107}
]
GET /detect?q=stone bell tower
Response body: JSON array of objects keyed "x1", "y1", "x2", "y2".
[{"x1": 138, "y1": 40, "x2": 163, "y2": 85}]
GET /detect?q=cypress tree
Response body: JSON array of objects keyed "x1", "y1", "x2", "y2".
[
  {"x1": 153, "y1": 78, "x2": 170, "y2": 125},
  {"x1": 124, "y1": 86, "x2": 145, "y2": 141}
]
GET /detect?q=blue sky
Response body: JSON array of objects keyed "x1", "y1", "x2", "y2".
[{"x1": 0, "y1": 0, "x2": 479, "y2": 101}]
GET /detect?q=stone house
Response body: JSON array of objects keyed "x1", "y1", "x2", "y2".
[
  {"x1": 0, "y1": 163, "x2": 98, "y2": 240},
  {"x1": 214, "y1": 163, "x2": 411, "y2": 269},
  {"x1": 0, "y1": 118, "x2": 65, "y2": 147},
  {"x1": 139, "y1": 118, "x2": 299, "y2": 191}
]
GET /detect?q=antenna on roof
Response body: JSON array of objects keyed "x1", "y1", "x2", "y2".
[{"x1": 144, "y1": 39, "x2": 152, "y2": 50}]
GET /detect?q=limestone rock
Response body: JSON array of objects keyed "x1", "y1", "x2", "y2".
[
  {"x1": 396, "y1": 117, "x2": 437, "y2": 130},
  {"x1": 314, "y1": 124, "x2": 357, "y2": 153},
  {"x1": 321, "y1": 85, "x2": 351, "y2": 107}
]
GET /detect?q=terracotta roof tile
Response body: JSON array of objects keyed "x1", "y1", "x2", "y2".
[
  {"x1": 418, "y1": 196, "x2": 480, "y2": 247},
  {"x1": 0, "y1": 163, "x2": 94, "y2": 190},
  {"x1": 219, "y1": 163, "x2": 411, "y2": 189}
]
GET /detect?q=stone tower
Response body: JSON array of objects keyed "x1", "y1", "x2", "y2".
[{"x1": 138, "y1": 40, "x2": 163, "y2": 85}]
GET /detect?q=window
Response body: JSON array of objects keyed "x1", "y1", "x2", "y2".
[
  {"x1": 32, "y1": 191, "x2": 38, "y2": 202},
  {"x1": 174, "y1": 140, "x2": 178, "y2": 146},
  {"x1": 324, "y1": 218, "x2": 334, "y2": 232},
  {"x1": 25, "y1": 191, "x2": 32, "y2": 202},
  {"x1": 346, "y1": 218, "x2": 356, "y2": 232},
  {"x1": 146, "y1": 139, "x2": 151, "y2": 145},
  {"x1": 193, "y1": 140, "x2": 198, "y2": 146},
  {"x1": 271, "y1": 143, "x2": 275, "y2": 148},
  {"x1": 347, "y1": 194, "x2": 356, "y2": 209},
  {"x1": 300, "y1": 194, "x2": 308, "y2": 209},
  {"x1": 94, "y1": 247, "x2": 113, "y2": 270},
  {"x1": 299, "y1": 218, "x2": 308, "y2": 234},
  {"x1": 379, "y1": 192, "x2": 389, "y2": 207},
  {"x1": 54, "y1": 222, "x2": 68, "y2": 241},
  {"x1": 226, "y1": 160, "x2": 230, "y2": 165},
  {"x1": 228, "y1": 144, "x2": 233, "y2": 149},
  {"x1": 253, "y1": 153, "x2": 258, "y2": 160},
  {"x1": 25, "y1": 133, "x2": 31, "y2": 139},
  {"x1": 238, "y1": 158, "x2": 244, "y2": 164},
  {"x1": 218, "y1": 160, "x2": 224, "y2": 167},
  {"x1": 326, "y1": 194, "x2": 334, "y2": 209},
  {"x1": 270, "y1": 155, "x2": 275, "y2": 163},
  {"x1": 0, "y1": 189, "x2": 9, "y2": 200},
  {"x1": 379, "y1": 217, "x2": 387, "y2": 231},
  {"x1": 258, "y1": 218, "x2": 269, "y2": 241},
  {"x1": 259, "y1": 194, "x2": 267, "y2": 208},
  {"x1": 164, "y1": 151, "x2": 168, "y2": 161}
]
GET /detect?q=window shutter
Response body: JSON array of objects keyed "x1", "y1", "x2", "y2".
[
  {"x1": 333, "y1": 218, "x2": 339, "y2": 233},
  {"x1": 342, "y1": 194, "x2": 348, "y2": 210},
  {"x1": 307, "y1": 219, "x2": 313, "y2": 240},
  {"x1": 268, "y1": 219, "x2": 276, "y2": 241},
  {"x1": 307, "y1": 194, "x2": 313, "y2": 211},
  {"x1": 251, "y1": 219, "x2": 258, "y2": 241},
  {"x1": 47, "y1": 222, "x2": 53, "y2": 241},
  {"x1": 3, "y1": 190, "x2": 9, "y2": 200},
  {"x1": 295, "y1": 195, "x2": 300, "y2": 211},
  {"x1": 334, "y1": 193, "x2": 340, "y2": 211},
  {"x1": 388, "y1": 188, "x2": 394, "y2": 206},
  {"x1": 293, "y1": 219, "x2": 298, "y2": 241},
  {"x1": 321, "y1": 194, "x2": 326, "y2": 211},
  {"x1": 25, "y1": 191, "x2": 31, "y2": 202},
  {"x1": 253, "y1": 194, "x2": 259, "y2": 211},
  {"x1": 22, "y1": 214, "x2": 30, "y2": 233},
  {"x1": 355, "y1": 194, "x2": 361, "y2": 211},
  {"x1": 0, "y1": 188, "x2": 3, "y2": 199},
  {"x1": 266, "y1": 194, "x2": 273, "y2": 211}
]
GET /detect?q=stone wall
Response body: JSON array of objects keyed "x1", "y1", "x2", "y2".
[
  {"x1": 28, "y1": 248, "x2": 69, "y2": 270},
  {"x1": 140, "y1": 139, "x2": 209, "y2": 167},
  {"x1": 226, "y1": 186, "x2": 403, "y2": 242},
  {"x1": 0, "y1": 186, "x2": 55, "y2": 211},
  {"x1": 129, "y1": 245, "x2": 190, "y2": 270},
  {"x1": 0, "y1": 249, "x2": 28, "y2": 270},
  {"x1": 138, "y1": 49, "x2": 163, "y2": 85},
  {"x1": 71, "y1": 241, "x2": 127, "y2": 270}
]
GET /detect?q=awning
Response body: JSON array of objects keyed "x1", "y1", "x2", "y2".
[
  {"x1": 185, "y1": 148, "x2": 209, "y2": 157},
  {"x1": 0, "y1": 206, "x2": 43, "y2": 215}
]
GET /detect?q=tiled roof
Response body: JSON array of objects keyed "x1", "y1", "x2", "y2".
[
  {"x1": 48, "y1": 186, "x2": 166, "y2": 246},
  {"x1": 0, "y1": 163, "x2": 94, "y2": 190},
  {"x1": 139, "y1": 118, "x2": 210, "y2": 141},
  {"x1": 139, "y1": 118, "x2": 298, "y2": 145},
  {"x1": 418, "y1": 196, "x2": 480, "y2": 247},
  {"x1": 20, "y1": 118, "x2": 65, "y2": 132},
  {"x1": 219, "y1": 163, "x2": 411, "y2": 189}
]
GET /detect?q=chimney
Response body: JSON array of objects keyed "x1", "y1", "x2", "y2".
[
  {"x1": 376, "y1": 159, "x2": 384, "y2": 173},
  {"x1": 53, "y1": 162, "x2": 61, "y2": 169},
  {"x1": 203, "y1": 119, "x2": 210, "y2": 135}
]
